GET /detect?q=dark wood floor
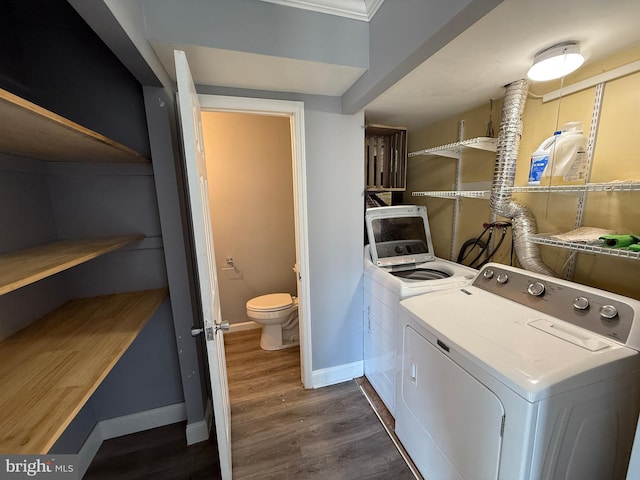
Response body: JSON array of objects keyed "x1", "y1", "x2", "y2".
[
  {"x1": 83, "y1": 421, "x2": 219, "y2": 480},
  {"x1": 84, "y1": 328, "x2": 415, "y2": 479}
]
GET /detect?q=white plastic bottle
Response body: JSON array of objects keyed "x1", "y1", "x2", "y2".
[
  {"x1": 541, "y1": 121, "x2": 588, "y2": 185},
  {"x1": 528, "y1": 132, "x2": 559, "y2": 186}
]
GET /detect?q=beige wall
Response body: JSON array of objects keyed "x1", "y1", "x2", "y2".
[
  {"x1": 406, "y1": 45, "x2": 640, "y2": 299},
  {"x1": 201, "y1": 111, "x2": 297, "y2": 323}
]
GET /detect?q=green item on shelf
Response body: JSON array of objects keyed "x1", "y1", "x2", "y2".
[
  {"x1": 628, "y1": 244, "x2": 640, "y2": 252},
  {"x1": 599, "y1": 234, "x2": 640, "y2": 248}
]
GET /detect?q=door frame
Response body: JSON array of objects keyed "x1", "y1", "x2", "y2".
[{"x1": 198, "y1": 94, "x2": 312, "y2": 388}]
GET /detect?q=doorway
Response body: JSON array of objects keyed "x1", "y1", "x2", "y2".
[{"x1": 197, "y1": 95, "x2": 311, "y2": 387}]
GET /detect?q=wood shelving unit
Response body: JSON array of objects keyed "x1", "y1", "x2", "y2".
[
  {"x1": 0, "y1": 235, "x2": 143, "y2": 296},
  {"x1": 0, "y1": 288, "x2": 168, "y2": 454},
  {"x1": 0, "y1": 86, "x2": 164, "y2": 455},
  {"x1": 0, "y1": 88, "x2": 149, "y2": 163},
  {"x1": 365, "y1": 124, "x2": 407, "y2": 191}
]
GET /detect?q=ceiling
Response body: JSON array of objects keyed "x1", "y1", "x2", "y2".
[
  {"x1": 365, "y1": 0, "x2": 640, "y2": 130},
  {"x1": 150, "y1": 0, "x2": 640, "y2": 132}
]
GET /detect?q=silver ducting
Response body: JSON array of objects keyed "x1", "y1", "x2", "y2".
[{"x1": 490, "y1": 79, "x2": 557, "y2": 276}]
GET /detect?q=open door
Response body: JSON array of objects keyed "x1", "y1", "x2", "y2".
[{"x1": 175, "y1": 49, "x2": 232, "y2": 479}]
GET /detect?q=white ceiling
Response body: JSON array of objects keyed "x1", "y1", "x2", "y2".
[
  {"x1": 151, "y1": 0, "x2": 640, "y2": 131},
  {"x1": 150, "y1": 41, "x2": 367, "y2": 97},
  {"x1": 365, "y1": 0, "x2": 640, "y2": 130}
]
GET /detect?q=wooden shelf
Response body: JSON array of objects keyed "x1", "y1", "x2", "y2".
[
  {"x1": 0, "y1": 288, "x2": 168, "y2": 454},
  {"x1": 0, "y1": 235, "x2": 143, "y2": 296},
  {"x1": 0, "y1": 88, "x2": 149, "y2": 163}
]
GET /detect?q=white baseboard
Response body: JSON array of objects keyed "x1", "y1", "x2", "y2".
[
  {"x1": 186, "y1": 398, "x2": 212, "y2": 445},
  {"x1": 76, "y1": 403, "x2": 187, "y2": 478},
  {"x1": 99, "y1": 403, "x2": 187, "y2": 440},
  {"x1": 76, "y1": 426, "x2": 104, "y2": 479},
  {"x1": 311, "y1": 360, "x2": 364, "y2": 388},
  {"x1": 226, "y1": 320, "x2": 260, "y2": 332}
]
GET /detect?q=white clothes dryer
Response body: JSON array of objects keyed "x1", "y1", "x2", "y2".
[
  {"x1": 396, "y1": 263, "x2": 640, "y2": 480},
  {"x1": 363, "y1": 205, "x2": 476, "y2": 414}
]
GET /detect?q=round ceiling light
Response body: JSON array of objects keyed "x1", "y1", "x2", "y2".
[{"x1": 527, "y1": 42, "x2": 585, "y2": 82}]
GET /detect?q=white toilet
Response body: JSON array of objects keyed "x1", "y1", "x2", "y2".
[{"x1": 246, "y1": 293, "x2": 299, "y2": 351}]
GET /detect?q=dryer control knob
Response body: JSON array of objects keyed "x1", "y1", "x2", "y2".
[
  {"x1": 496, "y1": 273, "x2": 509, "y2": 284},
  {"x1": 483, "y1": 269, "x2": 495, "y2": 279},
  {"x1": 599, "y1": 305, "x2": 618, "y2": 320},
  {"x1": 572, "y1": 297, "x2": 590, "y2": 310},
  {"x1": 527, "y1": 282, "x2": 545, "y2": 297}
]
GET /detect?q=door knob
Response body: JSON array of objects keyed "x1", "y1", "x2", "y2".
[
  {"x1": 191, "y1": 327, "x2": 204, "y2": 337},
  {"x1": 215, "y1": 322, "x2": 230, "y2": 332}
]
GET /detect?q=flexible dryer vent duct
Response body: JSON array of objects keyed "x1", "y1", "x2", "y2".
[{"x1": 490, "y1": 79, "x2": 557, "y2": 276}]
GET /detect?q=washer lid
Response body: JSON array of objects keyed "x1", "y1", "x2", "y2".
[
  {"x1": 400, "y1": 288, "x2": 640, "y2": 403},
  {"x1": 365, "y1": 205, "x2": 436, "y2": 267},
  {"x1": 247, "y1": 293, "x2": 293, "y2": 311}
]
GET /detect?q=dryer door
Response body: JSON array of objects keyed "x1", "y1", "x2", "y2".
[{"x1": 396, "y1": 325, "x2": 504, "y2": 480}]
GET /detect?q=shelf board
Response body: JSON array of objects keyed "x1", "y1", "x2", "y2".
[
  {"x1": 511, "y1": 181, "x2": 640, "y2": 194},
  {"x1": 408, "y1": 137, "x2": 497, "y2": 159},
  {"x1": 528, "y1": 235, "x2": 640, "y2": 260},
  {"x1": 411, "y1": 181, "x2": 640, "y2": 198},
  {"x1": 412, "y1": 190, "x2": 490, "y2": 199},
  {"x1": 0, "y1": 288, "x2": 168, "y2": 454},
  {"x1": 0, "y1": 235, "x2": 143, "y2": 296},
  {"x1": 0, "y1": 88, "x2": 149, "y2": 163}
]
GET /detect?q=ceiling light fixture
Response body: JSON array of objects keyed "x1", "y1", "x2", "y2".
[{"x1": 527, "y1": 42, "x2": 585, "y2": 82}]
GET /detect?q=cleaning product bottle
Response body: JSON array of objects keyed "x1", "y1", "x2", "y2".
[
  {"x1": 528, "y1": 132, "x2": 559, "y2": 186},
  {"x1": 541, "y1": 121, "x2": 588, "y2": 185}
]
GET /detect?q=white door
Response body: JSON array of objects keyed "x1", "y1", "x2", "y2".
[{"x1": 174, "y1": 50, "x2": 232, "y2": 479}]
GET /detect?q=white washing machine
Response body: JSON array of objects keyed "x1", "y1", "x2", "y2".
[
  {"x1": 396, "y1": 263, "x2": 640, "y2": 480},
  {"x1": 363, "y1": 205, "x2": 476, "y2": 415}
]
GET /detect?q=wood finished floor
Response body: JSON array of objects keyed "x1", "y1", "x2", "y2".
[
  {"x1": 225, "y1": 328, "x2": 415, "y2": 480},
  {"x1": 84, "y1": 328, "x2": 415, "y2": 479}
]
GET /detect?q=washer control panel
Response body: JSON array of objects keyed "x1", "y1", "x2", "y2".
[{"x1": 473, "y1": 265, "x2": 635, "y2": 345}]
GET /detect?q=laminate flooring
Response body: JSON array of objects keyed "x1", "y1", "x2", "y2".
[
  {"x1": 225, "y1": 328, "x2": 415, "y2": 480},
  {"x1": 84, "y1": 328, "x2": 416, "y2": 480}
]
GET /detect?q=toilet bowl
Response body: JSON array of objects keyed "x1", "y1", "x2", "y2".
[{"x1": 246, "y1": 293, "x2": 299, "y2": 351}]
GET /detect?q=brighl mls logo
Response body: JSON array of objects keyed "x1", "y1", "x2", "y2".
[
  {"x1": 1, "y1": 456, "x2": 77, "y2": 480},
  {"x1": 5, "y1": 458, "x2": 52, "y2": 477}
]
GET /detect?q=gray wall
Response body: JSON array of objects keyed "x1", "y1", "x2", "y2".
[
  {"x1": 304, "y1": 108, "x2": 365, "y2": 370},
  {"x1": 0, "y1": 156, "x2": 67, "y2": 341}
]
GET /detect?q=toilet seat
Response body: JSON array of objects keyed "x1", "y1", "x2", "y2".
[{"x1": 246, "y1": 293, "x2": 293, "y2": 312}]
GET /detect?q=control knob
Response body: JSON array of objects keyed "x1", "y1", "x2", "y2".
[
  {"x1": 496, "y1": 273, "x2": 509, "y2": 285},
  {"x1": 599, "y1": 305, "x2": 618, "y2": 320},
  {"x1": 527, "y1": 282, "x2": 546, "y2": 297},
  {"x1": 483, "y1": 269, "x2": 494, "y2": 279},
  {"x1": 572, "y1": 296, "x2": 590, "y2": 311}
]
